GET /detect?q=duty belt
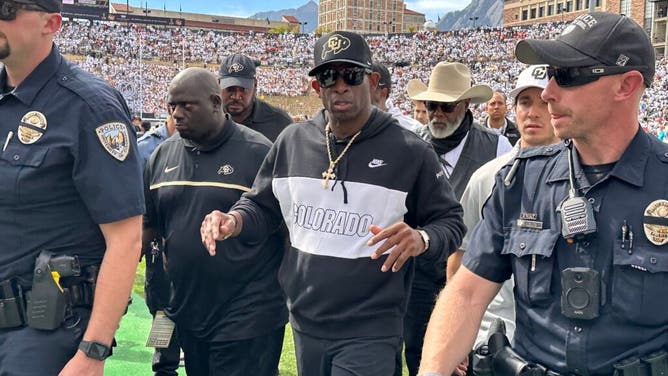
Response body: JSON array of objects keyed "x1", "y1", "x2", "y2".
[
  {"x1": 612, "y1": 351, "x2": 668, "y2": 376},
  {"x1": 0, "y1": 277, "x2": 95, "y2": 330},
  {"x1": 489, "y1": 349, "x2": 668, "y2": 376},
  {"x1": 477, "y1": 319, "x2": 668, "y2": 376}
]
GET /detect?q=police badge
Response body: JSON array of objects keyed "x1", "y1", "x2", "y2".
[
  {"x1": 18, "y1": 111, "x2": 47, "y2": 144},
  {"x1": 96, "y1": 122, "x2": 130, "y2": 161},
  {"x1": 643, "y1": 199, "x2": 668, "y2": 246}
]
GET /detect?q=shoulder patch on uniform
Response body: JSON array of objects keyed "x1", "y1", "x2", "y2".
[
  {"x1": 96, "y1": 122, "x2": 130, "y2": 161},
  {"x1": 18, "y1": 111, "x2": 47, "y2": 144},
  {"x1": 644, "y1": 199, "x2": 668, "y2": 246}
]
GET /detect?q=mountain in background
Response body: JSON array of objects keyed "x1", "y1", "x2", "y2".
[
  {"x1": 250, "y1": 0, "x2": 318, "y2": 33},
  {"x1": 436, "y1": 0, "x2": 503, "y2": 31},
  {"x1": 249, "y1": 0, "x2": 503, "y2": 33}
]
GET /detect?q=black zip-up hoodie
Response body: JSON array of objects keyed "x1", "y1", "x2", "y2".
[{"x1": 233, "y1": 107, "x2": 465, "y2": 338}]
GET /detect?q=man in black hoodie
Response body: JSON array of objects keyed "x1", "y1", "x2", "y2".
[{"x1": 200, "y1": 31, "x2": 465, "y2": 376}]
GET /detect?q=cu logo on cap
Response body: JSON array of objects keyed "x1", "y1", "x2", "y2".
[
  {"x1": 322, "y1": 34, "x2": 351, "y2": 59},
  {"x1": 532, "y1": 66, "x2": 547, "y2": 79},
  {"x1": 228, "y1": 63, "x2": 244, "y2": 73}
]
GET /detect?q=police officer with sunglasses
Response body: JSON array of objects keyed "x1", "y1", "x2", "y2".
[
  {"x1": 419, "y1": 12, "x2": 668, "y2": 376},
  {"x1": 0, "y1": 0, "x2": 144, "y2": 375}
]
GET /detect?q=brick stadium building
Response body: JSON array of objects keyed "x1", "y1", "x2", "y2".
[
  {"x1": 504, "y1": 0, "x2": 668, "y2": 57},
  {"x1": 317, "y1": 0, "x2": 425, "y2": 34}
]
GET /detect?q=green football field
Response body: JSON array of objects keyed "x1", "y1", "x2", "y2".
[
  {"x1": 106, "y1": 262, "x2": 406, "y2": 375},
  {"x1": 104, "y1": 292, "x2": 299, "y2": 376}
]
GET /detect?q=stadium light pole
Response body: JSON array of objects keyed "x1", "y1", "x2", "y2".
[
  {"x1": 136, "y1": 25, "x2": 143, "y2": 118},
  {"x1": 180, "y1": 3, "x2": 185, "y2": 69},
  {"x1": 469, "y1": 16, "x2": 479, "y2": 28}
]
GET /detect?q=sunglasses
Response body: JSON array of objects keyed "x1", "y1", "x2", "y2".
[
  {"x1": 0, "y1": 0, "x2": 48, "y2": 21},
  {"x1": 425, "y1": 101, "x2": 461, "y2": 113},
  {"x1": 546, "y1": 65, "x2": 647, "y2": 87},
  {"x1": 315, "y1": 66, "x2": 371, "y2": 89}
]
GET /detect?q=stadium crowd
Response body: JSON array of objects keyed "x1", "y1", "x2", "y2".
[{"x1": 53, "y1": 19, "x2": 668, "y2": 139}]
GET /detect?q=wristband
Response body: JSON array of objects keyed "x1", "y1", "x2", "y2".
[
  {"x1": 228, "y1": 212, "x2": 238, "y2": 231},
  {"x1": 226, "y1": 212, "x2": 239, "y2": 238},
  {"x1": 417, "y1": 229, "x2": 430, "y2": 253}
]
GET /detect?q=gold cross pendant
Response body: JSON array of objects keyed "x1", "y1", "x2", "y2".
[{"x1": 322, "y1": 165, "x2": 336, "y2": 189}]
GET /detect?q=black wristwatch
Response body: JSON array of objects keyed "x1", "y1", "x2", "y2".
[{"x1": 78, "y1": 340, "x2": 112, "y2": 361}]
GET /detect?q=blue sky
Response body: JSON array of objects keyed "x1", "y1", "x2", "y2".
[{"x1": 128, "y1": 0, "x2": 467, "y2": 23}]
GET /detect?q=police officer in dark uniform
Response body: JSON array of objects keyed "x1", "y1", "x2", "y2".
[
  {"x1": 138, "y1": 114, "x2": 175, "y2": 166},
  {"x1": 0, "y1": 1, "x2": 144, "y2": 374},
  {"x1": 144, "y1": 68, "x2": 287, "y2": 375},
  {"x1": 218, "y1": 53, "x2": 292, "y2": 142},
  {"x1": 419, "y1": 13, "x2": 668, "y2": 376}
]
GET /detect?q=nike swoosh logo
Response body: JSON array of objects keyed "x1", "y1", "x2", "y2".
[
  {"x1": 164, "y1": 166, "x2": 179, "y2": 173},
  {"x1": 368, "y1": 162, "x2": 388, "y2": 168}
]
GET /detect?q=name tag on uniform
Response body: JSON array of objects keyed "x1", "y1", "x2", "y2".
[
  {"x1": 517, "y1": 213, "x2": 543, "y2": 229},
  {"x1": 146, "y1": 310, "x2": 176, "y2": 348},
  {"x1": 517, "y1": 219, "x2": 543, "y2": 229}
]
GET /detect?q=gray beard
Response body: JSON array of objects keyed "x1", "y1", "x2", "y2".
[{"x1": 428, "y1": 112, "x2": 466, "y2": 139}]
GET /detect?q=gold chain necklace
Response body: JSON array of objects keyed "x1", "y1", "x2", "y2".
[{"x1": 322, "y1": 124, "x2": 361, "y2": 189}]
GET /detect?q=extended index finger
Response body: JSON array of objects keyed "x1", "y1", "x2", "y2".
[{"x1": 367, "y1": 222, "x2": 402, "y2": 246}]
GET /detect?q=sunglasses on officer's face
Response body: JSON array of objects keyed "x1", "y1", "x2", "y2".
[
  {"x1": 425, "y1": 101, "x2": 461, "y2": 113},
  {"x1": 0, "y1": 0, "x2": 49, "y2": 21},
  {"x1": 315, "y1": 66, "x2": 371, "y2": 89},
  {"x1": 546, "y1": 65, "x2": 647, "y2": 88}
]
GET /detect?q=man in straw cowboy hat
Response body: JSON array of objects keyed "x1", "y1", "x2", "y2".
[
  {"x1": 408, "y1": 62, "x2": 513, "y2": 200},
  {"x1": 200, "y1": 31, "x2": 465, "y2": 376},
  {"x1": 404, "y1": 62, "x2": 512, "y2": 376}
]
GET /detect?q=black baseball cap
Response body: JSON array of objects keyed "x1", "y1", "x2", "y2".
[
  {"x1": 372, "y1": 63, "x2": 392, "y2": 92},
  {"x1": 515, "y1": 12, "x2": 654, "y2": 87},
  {"x1": 218, "y1": 54, "x2": 259, "y2": 89},
  {"x1": 14, "y1": 0, "x2": 62, "y2": 12},
  {"x1": 308, "y1": 31, "x2": 373, "y2": 76}
]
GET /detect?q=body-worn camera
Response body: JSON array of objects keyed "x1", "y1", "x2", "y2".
[{"x1": 561, "y1": 267, "x2": 600, "y2": 320}]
